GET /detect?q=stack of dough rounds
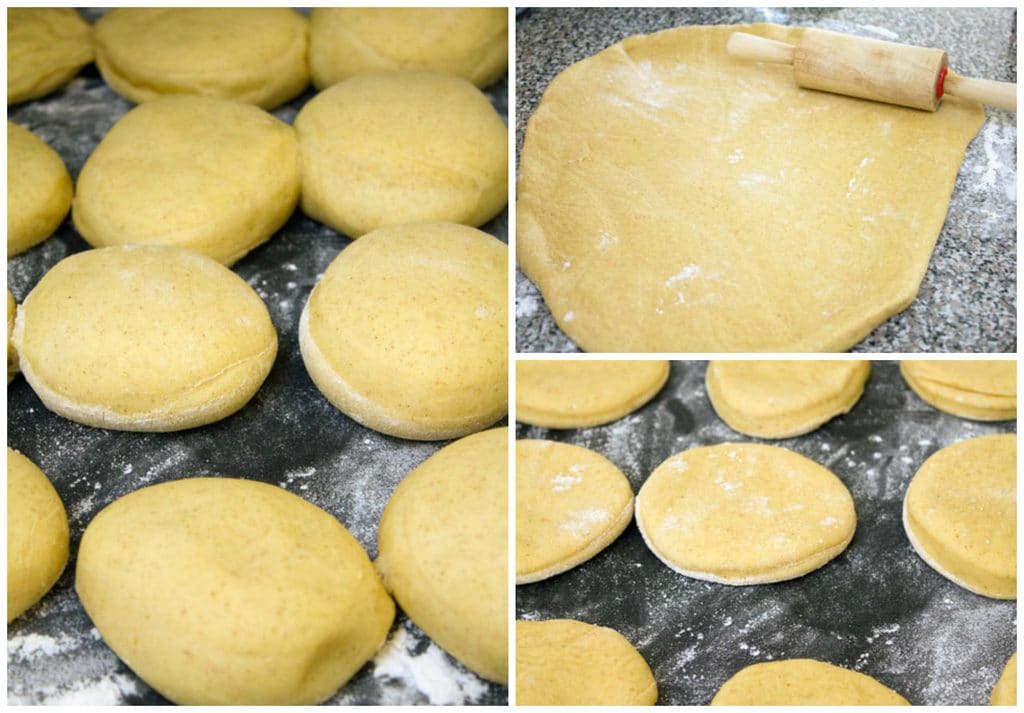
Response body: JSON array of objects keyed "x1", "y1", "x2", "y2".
[
  {"x1": 300, "y1": 222, "x2": 506, "y2": 440},
  {"x1": 8, "y1": 121, "x2": 72, "y2": 257},
  {"x1": 94, "y1": 8, "x2": 309, "y2": 109},
  {"x1": 517, "y1": 619, "x2": 657, "y2": 705},
  {"x1": 636, "y1": 444, "x2": 856, "y2": 584},
  {"x1": 13, "y1": 245, "x2": 278, "y2": 432},
  {"x1": 711, "y1": 659, "x2": 910, "y2": 705},
  {"x1": 900, "y1": 360, "x2": 1016, "y2": 421},
  {"x1": 309, "y1": 8, "x2": 507, "y2": 89},
  {"x1": 8, "y1": 291, "x2": 18, "y2": 384},
  {"x1": 705, "y1": 360, "x2": 871, "y2": 438},
  {"x1": 990, "y1": 653, "x2": 1017, "y2": 706},
  {"x1": 517, "y1": 439, "x2": 633, "y2": 583},
  {"x1": 76, "y1": 477, "x2": 394, "y2": 705},
  {"x1": 903, "y1": 433, "x2": 1016, "y2": 599},
  {"x1": 7, "y1": 448, "x2": 69, "y2": 622},
  {"x1": 516, "y1": 360, "x2": 670, "y2": 428},
  {"x1": 377, "y1": 428, "x2": 507, "y2": 683},
  {"x1": 8, "y1": 8, "x2": 93, "y2": 104},
  {"x1": 73, "y1": 96, "x2": 300, "y2": 265},
  {"x1": 294, "y1": 71, "x2": 507, "y2": 238}
]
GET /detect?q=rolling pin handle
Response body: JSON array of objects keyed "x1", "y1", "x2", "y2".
[
  {"x1": 944, "y1": 72, "x2": 1016, "y2": 112},
  {"x1": 726, "y1": 32, "x2": 796, "y2": 65}
]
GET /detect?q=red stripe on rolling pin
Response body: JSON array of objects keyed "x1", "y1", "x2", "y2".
[{"x1": 936, "y1": 66, "x2": 948, "y2": 99}]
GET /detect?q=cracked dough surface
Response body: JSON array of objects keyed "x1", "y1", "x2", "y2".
[
  {"x1": 8, "y1": 8, "x2": 93, "y2": 104},
  {"x1": 8, "y1": 121, "x2": 72, "y2": 257},
  {"x1": 517, "y1": 23, "x2": 985, "y2": 352},
  {"x1": 711, "y1": 659, "x2": 910, "y2": 705},
  {"x1": 900, "y1": 360, "x2": 1016, "y2": 421}
]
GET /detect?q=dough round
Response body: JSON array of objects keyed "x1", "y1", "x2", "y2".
[
  {"x1": 517, "y1": 619, "x2": 657, "y2": 705},
  {"x1": 8, "y1": 8, "x2": 93, "y2": 104},
  {"x1": 74, "y1": 96, "x2": 300, "y2": 265},
  {"x1": 706, "y1": 360, "x2": 871, "y2": 438},
  {"x1": 636, "y1": 443, "x2": 856, "y2": 584},
  {"x1": 300, "y1": 222, "x2": 506, "y2": 440},
  {"x1": 516, "y1": 360, "x2": 669, "y2": 428},
  {"x1": 76, "y1": 477, "x2": 394, "y2": 705},
  {"x1": 990, "y1": 652, "x2": 1017, "y2": 705},
  {"x1": 94, "y1": 8, "x2": 308, "y2": 109},
  {"x1": 294, "y1": 71, "x2": 507, "y2": 238},
  {"x1": 7, "y1": 448, "x2": 69, "y2": 622},
  {"x1": 8, "y1": 290, "x2": 18, "y2": 384},
  {"x1": 309, "y1": 8, "x2": 507, "y2": 90},
  {"x1": 518, "y1": 24, "x2": 985, "y2": 351},
  {"x1": 903, "y1": 433, "x2": 1016, "y2": 599},
  {"x1": 8, "y1": 121, "x2": 72, "y2": 257},
  {"x1": 377, "y1": 427, "x2": 507, "y2": 683},
  {"x1": 711, "y1": 659, "x2": 910, "y2": 705},
  {"x1": 901, "y1": 360, "x2": 1015, "y2": 421},
  {"x1": 517, "y1": 439, "x2": 633, "y2": 583},
  {"x1": 13, "y1": 245, "x2": 278, "y2": 432}
]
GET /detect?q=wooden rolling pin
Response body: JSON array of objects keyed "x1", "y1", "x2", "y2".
[{"x1": 726, "y1": 29, "x2": 1016, "y2": 112}]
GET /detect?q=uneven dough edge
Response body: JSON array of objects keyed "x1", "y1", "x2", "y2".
[{"x1": 901, "y1": 365, "x2": 1015, "y2": 421}]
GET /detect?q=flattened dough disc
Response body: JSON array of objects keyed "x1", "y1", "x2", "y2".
[
  {"x1": 990, "y1": 652, "x2": 1017, "y2": 705},
  {"x1": 711, "y1": 659, "x2": 910, "y2": 705},
  {"x1": 8, "y1": 8, "x2": 93, "y2": 104},
  {"x1": 900, "y1": 360, "x2": 1016, "y2": 421}
]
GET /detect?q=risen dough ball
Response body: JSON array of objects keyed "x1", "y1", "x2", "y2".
[
  {"x1": 76, "y1": 477, "x2": 394, "y2": 705},
  {"x1": 903, "y1": 433, "x2": 1016, "y2": 599},
  {"x1": 901, "y1": 360, "x2": 1016, "y2": 421},
  {"x1": 74, "y1": 96, "x2": 300, "y2": 265},
  {"x1": 13, "y1": 245, "x2": 278, "y2": 431},
  {"x1": 8, "y1": 8, "x2": 93, "y2": 104},
  {"x1": 8, "y1": 121, "x2": 72, "y2": 257},
  {"x1": 711, "y1": 659, "x2": 910, "y2": 705},
  {"x1": 706, "y1": 360, "x2": 870, "y2": 438},
  {"x1": 8, "y1": 291, "x2": 18, "y2": 384},
  {"x1": 377, "y1": 428, "x2": 507, "y2": 683},
  {"x1": 990, "y1": 652, "x2": 1017, "y2": 705},
  {"x1": 94, "y1": 8, "x2": 308, "y2": 109},
  {"x1": 309, "y1": 8, "x2": 507, "y2": 89},
  {"x1": 7, "y1": 448, "x2": 69, "y2": 622},
  {"x1": 300, "y1": 222, "x2": 506, "y2": 440},
  {"x1": 636, "y1": 444, "x2": 856, "y2": 584},
  {"x1": 294, "y1": 72, "x2": 507, "y2": 238},
  {"x1": 517, "y1": 619, "x2": 657, "y2": 705}
]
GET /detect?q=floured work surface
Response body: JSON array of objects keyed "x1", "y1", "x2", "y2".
[{"x1": 515, "y1": 361, "x2": 1015, "y2": 705}]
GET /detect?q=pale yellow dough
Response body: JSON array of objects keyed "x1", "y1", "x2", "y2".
[
  {"x1": 309, "y1": 8, "x2": 507, "y2": 89},
  {"x1": 517, "y1": 619, "x2": 657, "y2": 705},
  {"x1": 377, "y1": 428, "x2": 507, "y2": 683},
  {"x1": 711, "y1": 659, "x2": 910, "y2": 705},
  {"x1": 518, "y1": 24, "x2": 986, "y2": 352},
  {"x1": 990, "y1": 652, "x2": 1017, "y2": 705},
  {"x1": 516, "y1": 360, "x2": 670, "y2": 428},
  {"x1": 8, "y1": 8, "x2": 93, "y2": 104},
  {"x1": 7, "y1": 448, "x2": 69, "y2": 622},
  {"x1": 8, "y1": 291, "x2": 18, "y2": 384},
  {"x1": 76, "y1": 477, "x2": 394, "y2": 705},
  {"x1": 636, "y1": 443, "x2": 855, "y2": 584},
  {"x1": 13, "y1": 245, "x2": 278, "y2": 432},
  {"x1": 8, "y1": 121, "x2": 72, "y2": 257},
  {"x1": 903, "y1": 433, "x2": 1016, "y2": 599},
  {"x1": 706, "y1": 360, "x2": 871, "y2": 438},
  {"x1": 517, "y1": 439, "x2": 633, "y2": 583},
  {"x1": 295, "y1": 71, "x2": 508, "y2": 238},
  {"x1": 94, "y1": 8, "x2": 309, "y2": 109},
  {"x1": 901, "y1": 360, "x2": 1016, "y2": 421},
  {"x1": 73, "y1": 96, "x2": 300, "y2": 265}
]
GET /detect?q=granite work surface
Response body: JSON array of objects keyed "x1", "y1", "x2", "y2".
[
  {"x1": 515, "y1": 360, "x2": 1016, "y2": 705},
  {"x1": 515, "y1": 7, "x2": 1016, "y2": 353},
  {"x1": 7, "y1": 30, "x2": 509, "y2": 706}
]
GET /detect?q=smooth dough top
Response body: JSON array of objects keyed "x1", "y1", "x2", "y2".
[
  {"x1": 73, "y1": 95, "x2": 300, "y2": 265},
  {"x1": 903, "y1": 433, "x2": 1016, "y2": 599},
  {"x1": 711, "y1": 659, "x2": 910, "y2": 705},
  {"x1": 990, "y1": 652, "x2": 1017, "y2": 706},
  {"x1": 706, "y1": 360, "x2": 871, "y2": 438},
  {"x1": 516, "y1": 360, "x2": 670, "y2": 428},
  {"x1": 376, "y1": 427, "x2": 508, "y2": 683},
  {"x1": 309, "y1": 8, "x2": 507, "y2": 89},
  {"x1": 517, "y1": 24, "x2": 985, "y2": 352},
  {"x1": 636, "y1": 443, "x2": 856, "y2": 584},
  {"x1": 517, "y1": 619, "x2": 658, "y2": 706},
  {"x1": 8, "y1": 8, "x2": 94, "y2": 104},
  {"x1": 94, "y1": 8, "x2": 309, "y2": 109},
  {"x1": 901, "y1": 360, "x2": 1016, "y2": 421},
  {"x1": 8, "y1": 121, "x2": 73, "y2": 257}
]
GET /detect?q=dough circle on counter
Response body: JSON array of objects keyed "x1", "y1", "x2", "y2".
[
  {"x1": 516, "y1": 439, "x2": 633, "y2": 583},
  {"x1": 294, "y1": 71, "x2": 507, "y2": 238},
  {"x1": 377, "y1": 428, "x2": 508, "y2": 683},
  {"x1": 517, "y1": 619, "x2": 657, "y2": 705},
  {"x1": 990, "y1": 653, "x2": 1017, "y2": 706},
  {"x1": 517, "y1": 24, "x2": 985, "y2": 351},
  {"x1": 711, "y1": 659, "x2": 910, "y2": 705},
  {"x1": 8, "y1": 291, "x2": 18, "y2": 384},
  {"x1": 75, "y1": 477, "x2": 394, "y2": 705},
  {"x1": 74, "y1": 96, "x2": 300, "y2": 265},
  {"x1": 900, "y1": 360, "x2": 1016, "y2": 421},
  {"x1": 8, "y1": 8, "x2": 93, "y2": 104},
  {"x1": 636, "y1": 443, "x2": 856, "y2": 584},
  {"x1": 903, "y1": 433, "x2": 1016, "y2": 599},
  {"x1": 706, "y1": 360, "x2": 871, "y2": 438},
  {"x1": 8, "y1": 121, "x2": 72, "y2": 257},
  {"x1": 13, "y1": 245, "x2": 278, "y2": 431}
]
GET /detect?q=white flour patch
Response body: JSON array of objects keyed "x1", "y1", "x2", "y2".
[
  {"x1": 372, "y1": 626, "x2": 488, "y2": 705},
  {"x1": 516, "y1": 292, "x2": 540, "y2": 320},
  {"x1": 560, "y1": 508, "x2": 611, "y2": 535},
  {"x1": 551, "y1": 472, "x2": 583, "y2": 492},
  {"x1": 598, "y1": 231, "x2": 619, "y2": 253},
  {"x1": 727, "y1": 148, "x2": 744, "y2": 164}
]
